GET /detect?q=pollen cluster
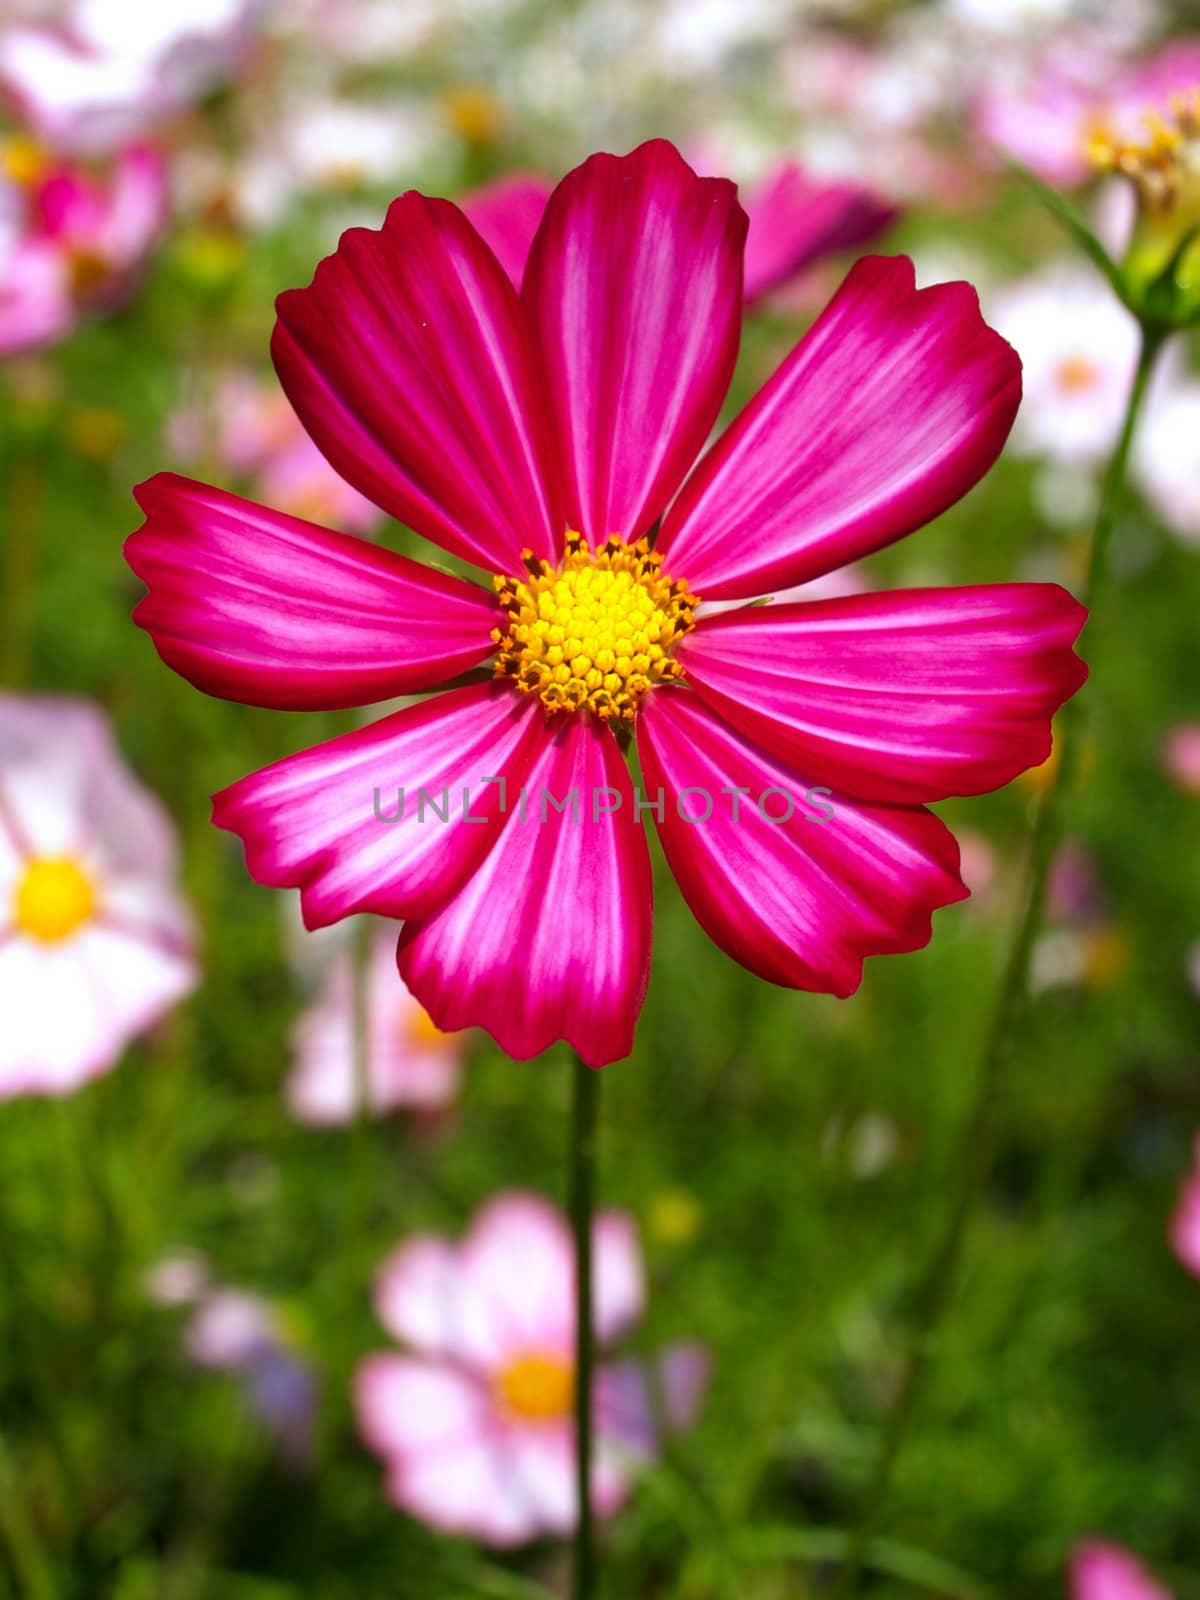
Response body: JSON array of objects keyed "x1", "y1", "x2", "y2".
[
  {"x1": 14, "y1": 857, "x2": 97, "y2": 944},
  {"x1": 1087, "y1": 89, "x2": 1200, "y2": 211},
  {"x1": 492, "y1": 534, "x2": 697, "y2": 723},
  {"x1": 494, "y1": 1353, "x2": 573, "y2": 1423}
]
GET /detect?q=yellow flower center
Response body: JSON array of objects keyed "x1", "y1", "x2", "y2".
[
  {"x1": 494, "y1": 1354, "x2": 574, "y2": 1423},
  {"x1": 13, "y1": 856, "x2": 97, "y2": 943},
  {"x1": 493, "y1": 534, "x2": 697, "y2": 723},
  {"x1": 1087, "y1": 88, "x2": 1200, "y2": 213},
  {"x1": 406, "y1": 1006, "x2": 459, "y2": 1051},
  {"x1": 1054, "y1": 355, "x2": 1102, "y2": 394}
]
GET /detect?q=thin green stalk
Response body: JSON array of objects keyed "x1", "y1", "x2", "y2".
[
  {"x1": 570, "y1": 1053, "x2": 599, "y2": 1600},
  {"x1": 0, "y1": 1426, "x2": 55, "y2": 1600},
  {"x1": 830, "y1": 328, "x2": 1163, "y2": 1599}
]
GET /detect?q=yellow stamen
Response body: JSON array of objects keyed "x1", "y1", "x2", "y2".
[
  {"x1": 14, "y1": 857, "x2": 97, "y2": 943},
  {"x1": 492, "y1": 534, "x2": 697, "y2": 724},
  {"x1": 1054, "y1": 355, "x2": 1101, "y2": 394},
  {"x1": 494, "y1": 1354, "x2": 574, "y2": 1423},
  {"x1": 1087, "y1": 85, "x2": 1200, "y2": 212}
]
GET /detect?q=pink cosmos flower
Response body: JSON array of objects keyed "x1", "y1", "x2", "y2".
[
  {"x1": 461, "y1": 158, "x2": 897, "y2": 307},
  {"x1": 126, "y1": 140, "x2": 1087, "y2": 1067},
  {"x1": 0, "y1": 140, "x2": 166, "y2": 355},
  {"x1": 989, "y1": 264, "x2": 1140, "y2": 465},
  {"x1": 0, "y1": 0, "x2": 263, "y2": 154},
  {"x1": 979, "y1": 39, "x2": 1200, "y2": 187},
  {"x1": 287, "y1": 921, "x2": 464, "y2": 1124},
  {"x1": 1161, "y1": 723, "x2": 1200, "y2": 793},
  {"x1": 1070, "y1": 1539, "x2": 1174, "y2": 1600},
  {"x1": 0, "y1": 694, "x2": 196, "y2": 1097},
  {"x1": 169, "y1": 372, "x2": 384, "y2": 537},
  {"x1": 1169, "y1": 1134, "x2": 1200, "y2": 1280},
  {"x1": 355, "y1": 1191, "x2": 706, "y2": 1545}
]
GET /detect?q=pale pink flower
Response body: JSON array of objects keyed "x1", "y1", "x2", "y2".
[
  {"x1": 0, "y1": 694, "x2": 196, "y2": 1097},
  {"x1": 144, "y1": 1249, "x2": 210, "y2": 1306},
  {"x1": 989, "y1": 265, "x2": 1140, "y2": 465},
  {"x1": 0, "y1": 141, "x2": 167, "y2": 355},
  {"x1": 979, "y1": 39, "x2": 1200, "y2": 188},
  {"x1": 169, "y1": 371, "x2": 383, "y2": 535},
  {"x1": 1070, "y1": 1539, "x2": 1174, "y2": 1600},
  {"x1": 287, "y1": 923, "x2": 464, "y2": 1125},
  {"x1": 355, "y1": 1192, "x2": 706, "y2": 1546},
  {"x1": 184, "y1": 1281, "x2": 317, "y2": 1464},
  {"x1": 1170, "y1": 1135, "x2": 1200, "y2": 1280},
  {"x1": 0, "y1": 0, "x2": 264, "y2": 154},
  {"x1": 1161, "y1": 724, "x2": 1200, "y2": 794},
  {"x1": 185, "y1": 1287, "x2": 277, "y2": 1368}
]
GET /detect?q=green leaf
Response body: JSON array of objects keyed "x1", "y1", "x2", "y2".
[
  {"x1": 733, "y1": 1525, "x2": 996, "y2": 1599},
  {"x1": 1004, "y1": 158, "x2": 1129, "y2": 303}
]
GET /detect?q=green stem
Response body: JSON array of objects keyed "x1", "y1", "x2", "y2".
[
  {"x1": 570, "y1": 1053, "x2": 599, "y2": 1600},
  {"x1": 0, "y1": 1426, "x2": 55, "y2": 1600},
  {"x1": 830, "y1": 328, "x2": 1163, "y2": 1599}
]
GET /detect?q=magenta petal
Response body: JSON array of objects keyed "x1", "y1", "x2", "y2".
[
  {"x1": 272, "y1": 191, "x2": 565, "y2": 573},
  {"x1": 680, "y1": 584, "x2": 1088, "y2": 804},
  {"x1": 637, "y1": 691, "x2": 966, "y2": 996},
  {"x1": 523, "y1": 139, "x2": 746, "y2": 546},
  {"x1": 126, "y1": 473, "x2": 500, "y2": 710},
  {"x1": 398, "y1": 714, "x2": 652, "y2": 1067},
  {"x1": 459, "y1": 172, "x2": 553, "y2": 290},
  {"x1": 658, "y1": 255, "x2": 1022, "y2": 599},
  {"x1": 743, "y1": 162, "x2": 898, "y2": 306},
  {"x1": 211, "y1": 684, "x2": 544, "y2": 928}
]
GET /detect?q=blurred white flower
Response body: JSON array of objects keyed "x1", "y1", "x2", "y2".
[
  {"x1": 990, "y1": 265, "x2": 1140, "y2": 464},
  {"x1": 1134, "y1": 379, "x2": 1200, "y2": 545},
  {"x1": 0, "y1": 695, "x2": 196, "y2": 1098},
  {"x1": 287, "y1": 922, "x2": 464, "y2": 1125},
  {"x1": 0, "y1": 0, "x2": 266, "y2": 152}
]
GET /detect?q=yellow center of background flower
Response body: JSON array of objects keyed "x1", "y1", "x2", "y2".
[
  {"x1": 14, "y1": 856, "x2": 97, "y2": 943},
  {"x1": 493, "y1": 534, "x2": 697, "y2": 723},
  {"x1": 1087, "y1": 88, "x2": 1200, "y2": 212},
  {"x1": 494, "y1": 1353, "x2": 574, "y2": 1422}
]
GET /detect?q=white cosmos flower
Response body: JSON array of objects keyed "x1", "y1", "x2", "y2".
[
  {"x1": 989, "y1": 264, "x2": 1141, "y2": 465},
  {"x1": 0, "y1": 695, "x2": 197, "y2": 1097}
]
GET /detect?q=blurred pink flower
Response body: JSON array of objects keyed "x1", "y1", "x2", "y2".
[
  {"x1": 0, "y1": 0, "x2": 264, "y2": 154},
  {"x1": 739, "y1": 162, "x2": 898, "y2": 305},
  {"x1": 1049, "y1": 839, "x2": 1106, "y2": 925},
  {"x1": 169, "y1": 372, "x2": 384, "y2": 535},
  {"x1": 1170, "y1": 1136, "x2": 1200, "y2": 1280},
  {"x1": 978, "y1": 38, "x2": 1200, "y2": 187},
  {"x1": 287, "y1": 922, "x2": 464, "y2": 1125},
  {"x1": 461, "y1": 159, "x2": 897, "y2": 307},
  {"x1": 1070, "y1": 1539, "x2": 1174, "y2": 1600},
  {"x1": 354, "y1": 1191, "x2": 706, "y2": 1546},
  {"x1": 0, "y1": 694, "x2": 196, "y2": 1098},
  {"x1": 185, "y1": 1287, "x2": 277, "y2": 1368},
  {"x1": 1161, "y1": 724, "x2": 1200, "y2": 793},
  {"x1": 0, "y1": 140, "x2": 166, "y2": 355},
  {"x1": 989, "y1": 265, "x2": 1140, "y2": 465},
  {"x1": 185, "y1": 1282, "x2": 318, "y2": 1466}
]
